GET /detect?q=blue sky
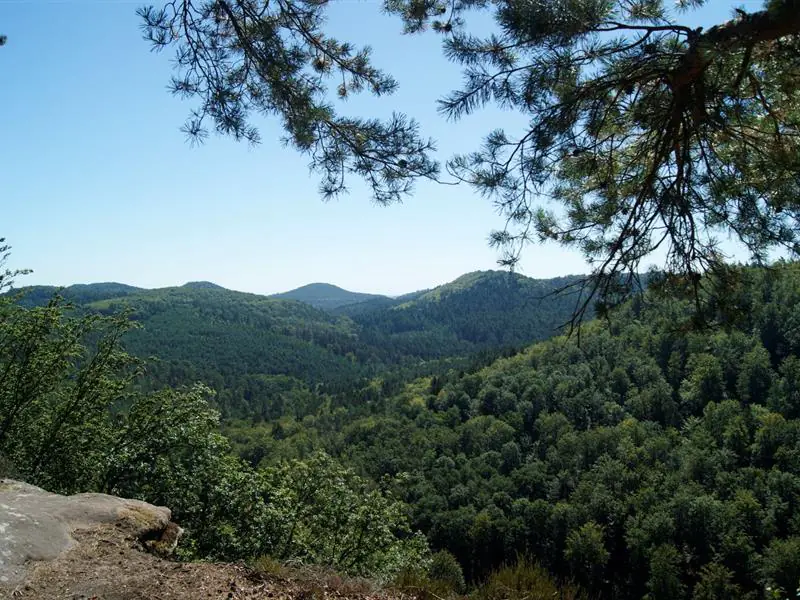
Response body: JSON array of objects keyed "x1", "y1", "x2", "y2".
[{"x1": 3, "y1": 0, "x2": 749, "y2": 295}]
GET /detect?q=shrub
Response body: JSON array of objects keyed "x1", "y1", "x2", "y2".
[
  {"x1": 429, "y1": 550, "x2": 466, "y2": 594},
  {"x1": 474, "y1": 560, "x2": 583, "y2": 600}
]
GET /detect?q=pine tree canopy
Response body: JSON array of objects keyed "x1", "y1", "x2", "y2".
[{"x1": 139, "y1": 0, "x2": 800, "y2": 311}]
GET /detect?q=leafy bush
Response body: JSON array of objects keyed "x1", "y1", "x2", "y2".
[
  {"x1": 763, "y1": 537, "x2": 800, "y2": 598},
  {"x1": 261, "y1": 452, "x2": 431, "y2": 578},
  {"x1": 473, "y1": 560, "x2": 583, "y2": 600},
  {"x1": 0, "y1": 295, "x2": 139, "y2": 493},
  {"x1": 428, "y1": 550, "x2": 465, "y2": 593},
  {"x1": 691, "y1": 563, "x2": 742, "y2": 600},
  {"x1": 390, "y1": 569, "x2": 460, "y2": 600}
]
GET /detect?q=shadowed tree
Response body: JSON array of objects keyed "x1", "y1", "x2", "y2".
[
  {"x1": 136, "y1": 0, "x2": 440, "y2": 204},
  {"x1": 140, "y1": 0, "x2": 800, "y2": 316}
]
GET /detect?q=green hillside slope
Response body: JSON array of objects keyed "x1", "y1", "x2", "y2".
[
  {"x1": 230, "y1": 262, "x2": 800, "y2": 599},
  {"x1": 85, "y1": 285, "x2": 373, "y2": 389},
  {"x1": 12, "y1": 272, "x2": 582, "y2": 418},
  {"x1": 337, "y1": 271, "x2": 585, "y2": 359},
  {"x1": 271, "y1": 282, "x2": 387, "y2": 310},
  {"x1": 14, "y1": 282, "x2": 142, "y2": 306}
]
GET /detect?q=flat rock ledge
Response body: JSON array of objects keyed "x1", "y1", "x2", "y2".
[
  {"x1": 0, "y1": 479, "x2": 181, "y2": 597},
  {"x1": 0, "y1": 480, "x2": 394, "y2": 600}
]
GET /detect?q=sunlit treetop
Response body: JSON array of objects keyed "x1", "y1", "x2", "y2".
[{"x1": 140, "y1": 0, "x2": 800, "y2": 319}]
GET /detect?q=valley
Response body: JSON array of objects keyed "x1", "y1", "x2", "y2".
[
  {"x1": 13, "y1": 271, "x2": 584, "y2": 418},
  {"x1": 7, "y1": 262, "x2": 800, "y2": 598},
  {"x1": 6, "y1": 0, "x2": 800, "y2": 595}
]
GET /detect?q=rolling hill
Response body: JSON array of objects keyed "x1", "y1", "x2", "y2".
[
  {"x1": 270, "y1": 282, "x2": 387, "y2": 310},
  {"x1": 83, "y1": 284, "x2": 374, "y2": 385},
  {"x1": 10, "y1": 271, "x2": 585, "y2": 417},
  {"x1": 13, "y1": 282, "x2": 143, "y2": 307},
  {"x1": 335, "y1": 270, "x2": 585, "y2": 359}
]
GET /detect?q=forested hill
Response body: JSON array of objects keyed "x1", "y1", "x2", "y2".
[
  {"x1": 335, "y1": 271, "x2": 585, "y2": 360},
  {"x1": 10, "y1": 272, "x2": 582, "y2": 417},
  {"x1": 270, "y1": 282, "x2": 387, "y2": 310},
  {"x1": 14, "y1": 282, "x2": 143, "y2": 306},
  {"x1": 228, "y1": 262, "x2": 800, "y2": 599},
  {"x1": 82, "y1": 285, "x2": 373, "y2": 393}
]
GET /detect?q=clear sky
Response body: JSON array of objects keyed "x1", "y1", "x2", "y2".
[{"x1": 2, "y1": 0, "x2": 749, "y2": 296}]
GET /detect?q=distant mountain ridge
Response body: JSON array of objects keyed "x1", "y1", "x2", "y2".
[
  {"x1": 9, "y1": 270, "x2": 586, "y2": 417},
  {"x1": 270, "y1": 282, "x2": 387, "y2": 310},
  {"x1": 12, "y1": 282, "x2": 143, "y2": 307},
  {"x1": 182, "y1": 281, "x2": 227, "y2": 290}
]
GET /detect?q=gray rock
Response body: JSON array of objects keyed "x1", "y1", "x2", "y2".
[{"x1": 0, "y1": 479, "x2": 179, "y2": 591}]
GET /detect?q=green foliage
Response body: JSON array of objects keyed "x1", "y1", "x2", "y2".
[
  {"x1": 106, "y1": 416, "x2": 428, "y2": 574},
  {"x1": 101, "y1": 384, "x2": 273, "y2": 559},
  {"x1": 692, "y1": 563, "x2": 742, "y2": 600},
  {"x1": 680, "y1": 353, "x2": 725, "y2": 415},
  {"x1": 243, "y1": 263, "x2": 800, "y2": 598},
  {"x1": 0, "y1": 294, "x2": 139, "y2": 493},
  {"x1": 472, "y1": 560, "x2": 583, "y2": 600},
  {"x1": 564, "y1": 522, "x2": 609, "y2": 589},
  {"x1": 428, "y1": 550, "x2": 465, "y2": 593},
  {"x1": 762, "y1": 537, "x2": 800, "y2": 598},
  {"x1": 646, "y1": 545, "x2": 685, "y2": 600},
  {"x1": 260, "y1": 452, "x2": 430, "y2": 577}
]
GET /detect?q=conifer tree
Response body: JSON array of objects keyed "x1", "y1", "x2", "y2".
[{"x1": 141, "y1": 0, "x2": 800, "y2": 311}]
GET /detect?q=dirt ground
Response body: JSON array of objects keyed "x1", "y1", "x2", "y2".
[{"x1": 7, "y1": 525, "x2": 401, "y2": 600}]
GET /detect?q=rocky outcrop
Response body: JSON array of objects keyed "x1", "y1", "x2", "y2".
[
  {"x1": 0, "y1": 480, "x2": 394, "y2": 600},
  {"x1": 0, "y1": 479, "x2": 181, "y2": 597}
]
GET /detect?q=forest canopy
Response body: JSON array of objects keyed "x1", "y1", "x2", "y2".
[
  {"x1": 6, "y1": 242, "x2": 800, "y2": 597},
  {"x1": 227, "y1": 261, "x2": 800, "y2": 599}
]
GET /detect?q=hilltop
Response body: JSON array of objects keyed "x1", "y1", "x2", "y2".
[
  {"x1": 12, "y1": 282, "x2": 143, "y2": 307},
  {"x1": 271, "y1": 282, "x2": 387, "y2": 311},
  {"x1": 182, "y1": 280, "x2": 228, "y2": 290},
  {"x1": 336, "y1": 270, "x2": 584, "y2": 359},
  {"x1": 9, "y1": 271, "x2": 583, "y2": 417}
]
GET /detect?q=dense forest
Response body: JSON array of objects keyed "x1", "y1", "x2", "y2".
[
  {"x1": 6, "y1": 262, "x2": 800, "y2": 598},
  {"x1": 225, "y1": 263, "x2": 800, "y2": 599},
  {"x1": 270, "y1": 282, "x2": 387, "y2": 310},
  {"x1": 13, "y1": 271, "x2": 582, "y2": 418},
  {"x1": 338, "y1": 272, "x2": 586, "y2": 361}
]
